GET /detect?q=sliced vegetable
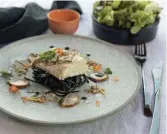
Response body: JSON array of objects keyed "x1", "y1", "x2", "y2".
[
  {"x1": 93, "y1": 64, "x2": 102, "y2": 72},
  {"x1": 8, "y1": 79, "x2": 29, "y2": 87},
  {"x1": 96, "y1": 100, "x2": 100, "y2": 107},
  {"x1": 89, "y1": 73, "x2": 108, "y2": 82},
  {"x1": 61, "y1": 93, "x2": 80, "y2": 107},
  {"x1": 56, "y1": 48, "x2": 64, "y2": 56},
  {"x1": 113, "y1": 76, "x2": 119, "y2": 81},
  {"x1": 9, "y1": 85, "x2": 19, "y2": 93}
]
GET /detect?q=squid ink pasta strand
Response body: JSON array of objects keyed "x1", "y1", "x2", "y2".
[{"x1": 32, "y1": 68, "x2": 89, "y2": 96}]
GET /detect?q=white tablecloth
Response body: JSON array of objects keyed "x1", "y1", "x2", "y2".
[{"x1": 0, "y1": 0, "x2": 166, "y2": 134}]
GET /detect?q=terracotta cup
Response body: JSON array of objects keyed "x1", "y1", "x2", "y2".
[{"x1": 47, "y1": 9, "x2": 80, "y2": 34}]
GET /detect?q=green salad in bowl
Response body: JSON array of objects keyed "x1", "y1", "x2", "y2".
[{"x1": 93, "y1": 0, "x2": 162, "y2": 34}]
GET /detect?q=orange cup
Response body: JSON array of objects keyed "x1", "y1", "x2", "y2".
[{"x1": 47, "y1": 9, "x2": 80, "y2": 34}]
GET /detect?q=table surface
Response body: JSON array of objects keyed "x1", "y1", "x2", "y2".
[{"x1": 0, "y1": 0, "x2": 166, "y2": 134}]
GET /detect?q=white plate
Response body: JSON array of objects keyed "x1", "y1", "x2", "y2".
[{"x1": 0, "y1": 35, "x2": 141, "y2": 124}]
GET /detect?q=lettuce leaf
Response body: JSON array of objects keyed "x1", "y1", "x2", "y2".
[
  {"x1": 145, "y1": 2, "x2": 162, "y2": 14},
  {"x1": 130, "y1": 10, "x2": 157, "y2": 34},
  {"x1": 93, "y1": 0, "x2": 161, "y2": 34},
  {"x1": 112, "y1": 0, "x2": 121, "y2": 9},
  {"x1": 97, "y1": 6, "x2": 114, "y2": 26}
]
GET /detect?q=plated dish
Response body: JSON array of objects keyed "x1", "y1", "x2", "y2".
[
  {"x1": 1, "y1": 47, "x2": 113, "y2": 107},
  {"x1": 0, "y1": 35, "x2": 140, "y2": 124}
]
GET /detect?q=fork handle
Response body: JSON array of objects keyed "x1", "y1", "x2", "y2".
[{"x1": 142, "y1": 69, "x2": 153, "y2": 117}]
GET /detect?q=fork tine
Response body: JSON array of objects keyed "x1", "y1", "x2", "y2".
[
  {"x1": 141, "y1": 43, "x2": 143, "y2": 56},
  {"x1": 143, "y1": 43, "x2": 147, "y2": 56},
  {"x1": 136, "y1": 44, "x2": 140, "y2": 55},
  {"x1": 140, "y1": 43, "x2": 142, "y2": 55}
]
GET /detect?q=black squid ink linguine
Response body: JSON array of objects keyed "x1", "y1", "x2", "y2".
[
  {"x1": 32, "y1": 68, "x2": 89, "y2": 96},
  {"x1": 28, "y1": 47, "x2": 90, "y2": 96}
]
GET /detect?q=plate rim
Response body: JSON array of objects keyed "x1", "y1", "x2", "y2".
[{"x1": 0, "y1": 34, "x2": 141, "y2": 125}]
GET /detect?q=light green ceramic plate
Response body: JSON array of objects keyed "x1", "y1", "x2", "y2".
[{"x1": 0, "y1": 35, "x2": 141, "y2": 124}]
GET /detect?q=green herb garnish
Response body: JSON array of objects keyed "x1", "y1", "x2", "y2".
[
  {"x1": 0, "y1": 70, "x2": 11, "y2": 79},
  {"x1": 104, "y1": 68, "x2": 112, "y2": 75},
  {"x1": 39, "y1": 49, "x2": 56, "y2": 62},
  {"x1": 80, "y1": 54, "x2": 87, "y2": 58},
  {"x1": 56, "y1": 97, "x2": 64, "y2": 104}
]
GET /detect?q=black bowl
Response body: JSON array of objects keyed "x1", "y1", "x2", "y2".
[{"x1": 92, "y1": 16, "x2": 160, "y2": 45}]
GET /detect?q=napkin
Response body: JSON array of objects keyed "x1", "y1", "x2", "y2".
[{"x1": 0, "y1": 1, "x2": 82, "y2": 44}]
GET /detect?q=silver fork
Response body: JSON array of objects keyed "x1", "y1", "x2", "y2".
[{"x1": 134, "y1": 43, "x2": 152, "y2": 117}]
